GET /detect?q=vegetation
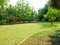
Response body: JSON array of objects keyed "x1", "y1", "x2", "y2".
[
  {"x1": 44, "y1": 7, "x2": 56, "y2": 25},
  {"x1": 0, "y1": 22, "x2": 60, "y2": 45},
  {"x1": 43, "y1": 0, "x2": 60, "y2": 25},
  {"x1": 20, "y1": 27, "x2": 60, "y2": 45},
  {"x1": 0, "y1": 0, "x2": 60, "y2": 45},
  {"x1": 38, "y1": 4, "x2": 48, "y2": 21},
  {"x1": 20, "y1": 23, "x2": 60, "y2": 45},
  {"x1": 0, "y1": 0, "x2": 60, "y2": 25},
  {"x1": 0, "y1": 0, "x2": 38, "y2": 24}
]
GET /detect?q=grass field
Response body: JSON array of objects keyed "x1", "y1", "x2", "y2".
[
  {"x1": 0, "y1": 22, "x2": 60, "y2": 45},
  {"x1": 20, "y1": 28, "x2": 60, "y2": 45}
]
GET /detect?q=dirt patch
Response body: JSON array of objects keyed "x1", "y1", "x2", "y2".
[{"x1": 19, "y1": 36, "x2": 51, "y2": 45}]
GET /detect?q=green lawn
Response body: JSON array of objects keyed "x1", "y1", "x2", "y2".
[
  {"x1": 0, "y1": 22, "x2": 60, "y2": 45},
  {"x1": 20, "y1": 22, "x2": 60, "y2": 45}
]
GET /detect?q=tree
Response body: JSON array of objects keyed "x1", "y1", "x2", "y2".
[
  {"x1": 16, "y1": 0, "x2": 26, "y2": 22},
  {"x1": 25, "y1": 1, "x2": 32, "y2": 22},
  {"x1": 55, "y1": 10, "x2": 60, "y2": 21},
  {"x1": 44, "y1": 7, "x2": 57, "y2": 25},
  {"x1": 0, "y1": 0, "x2": 8, "y2": 24},
  {"x1": 31, "y1": 10, "x2": 38, "y2": 21},
  {"x1": 38, "y1": 4, "x2": 48, "y2": 21},
  {"x1": 16, "y1": 0, "x2": 37, "y2": 23},
  {"x1": 0, "y1": 0, "x2": 38, "y2": 24},
  {"x1": 5, "y1": 5, "x2": 17, "y2": 24},
  {"x1": 0, "y1": 0, "x2": 8, "y2": 6}
]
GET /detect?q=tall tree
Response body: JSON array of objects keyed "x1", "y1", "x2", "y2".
[
  {"x1": 38, "y1": 4, "x2": 48, "y2": 21},
  {"x1": 44, "y1": 7, "x2": 58, "y2": 25},
  {"x1": 6, "y1": 5, "x2": 17, "y2": 24},
  {"x1": 25, "y1": 1, "x2": 32, "y2": 22},
  {"x1": 0, "y1": 0, "x2": 8, "y2": 24},
  {"x1": 16, "y1": 0, "x2": 26, "y2": 22}
]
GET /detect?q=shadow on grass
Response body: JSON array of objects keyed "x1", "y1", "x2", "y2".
[
  {"x1": 0, "y1": 22, "x2": 38, "y2": 26},
  {"x1": 38, "y1": 22, "x2": 57, "y2": 28},
  {"x1": 49, "y1": 30, "x2": 60, "y2": 45},
  {"x1": 0, "y1": 24, "x2": 16, "y2": 26},
  {"x1": 0, "y1": 22, "x2": 27, "y2": 26}
]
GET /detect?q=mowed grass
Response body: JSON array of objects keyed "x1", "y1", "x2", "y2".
[
  {"x1": 21, "y1": 29, "x2": 60, "y2": 45},
  {"x1": 20, "y1": 22, "x2": 60, "y2": 45},
  {"x1": 0, "y1": 23, "x2": 43, "y2": 45},
  {"x1": 0, "y1": 22, "x2": 60, "y2": 45}
]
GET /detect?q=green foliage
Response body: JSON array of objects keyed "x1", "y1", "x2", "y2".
[
  {"x1": 45, "y1": 7, "x2": 56, "y2": 21},
  {"x1": 0, "y1": 0, "x2": 60, "y2": 25},
  {"x1": 45, "y1": 7, "x2": 60, "y2": 21},
  {"x1": 0, "y1": 0, "x2": 8, "y2": 6},
  {"x1": 5, "y1": 5, "x2": 17, "y2": 23},
  {"x1": 38, "y1": 4, "x2": 48, "y2": 21},
  {"x1": 0, "y1": 0, "x2": 8, "y2": 24},
  {"x1": 44, "y1": 7, "x2": 60, "y2": 25},
  {"x1": 0, "y1": 0, "x2": 38, "y2": 24}
]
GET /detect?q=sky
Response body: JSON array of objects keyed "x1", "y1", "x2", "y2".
[{"x1": 9, "y1": 0, "x2": 48, "y2": 11}]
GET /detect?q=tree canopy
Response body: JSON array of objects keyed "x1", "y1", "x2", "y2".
[{"x1": 0, "y1": 0, "x2": 60, "y2": 25}]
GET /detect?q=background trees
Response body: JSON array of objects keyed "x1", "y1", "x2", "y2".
[
  {"x1": 44, "y1": 0, "x2": 60, "y2": 25},
  {"x1": 38, "y1": 4, "x2": 48, "y2": 21},
  {"x1": 0, "y1": 0, "x2": 60, "y2": 25},
  {"x1": 0, "y1": 0, "x2": 8, "y2": 24},
  {"x1": 44, "y1": 7, "x2": 57, "y2": 25},
  {"x1": 0, "y1": 0, "x2": 38, "y2": 24}
]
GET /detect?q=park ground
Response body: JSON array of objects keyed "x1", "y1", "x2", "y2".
[{"x1": 0, "y1": 22, "x2": 60, "y2": 45}]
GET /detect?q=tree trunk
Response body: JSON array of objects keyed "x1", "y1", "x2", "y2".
[{"x1": 51, "y1": 0, "x2": 60, "y2": 9}]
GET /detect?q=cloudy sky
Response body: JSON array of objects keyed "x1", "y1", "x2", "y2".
[{"x1": 9, "y1": 0, "x2": 48, "y2": 11}]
